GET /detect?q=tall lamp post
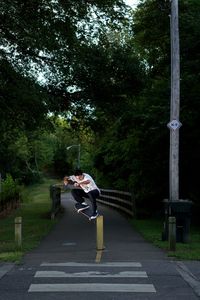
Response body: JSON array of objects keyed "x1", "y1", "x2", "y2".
[{"x1": 66, "y1": 144, "x2": 81, "y2": 168}]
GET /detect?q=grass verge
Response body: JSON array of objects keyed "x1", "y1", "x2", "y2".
[
  {"x1": 0, "y1": 178, "x2": 61, "y2": 263},
  {"x1": 131, "y1": 218, "x2": 200, "y2": 260}
]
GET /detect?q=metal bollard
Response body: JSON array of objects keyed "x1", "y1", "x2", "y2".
[
  {"x1": 96, "y1": 215, "x2": 105, "y2": 250},
  {"x1": 168, "y1": 216, "x2": 176, "y2": 251},
  {"x1": 15, "y1": 217, "x2": 22, "y2": 247}
]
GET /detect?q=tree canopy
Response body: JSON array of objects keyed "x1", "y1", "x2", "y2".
[{"x1": 1, "y1": 0, "x2": 200, "y2": 220}]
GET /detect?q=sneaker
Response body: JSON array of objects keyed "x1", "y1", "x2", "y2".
[
  {"x1": 90, "y1": 212, "x2": 99, "y2": 220},
  {"x1": 78, "y1": 203, "x2": 90, "y2": 212}
]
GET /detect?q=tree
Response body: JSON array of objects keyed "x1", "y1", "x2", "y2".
[
  {"x1": 1, "y1": 0, "x2": 128, "y2": 86},
  {"x1": 0, "y1": 0, "x2": 132, "y2": 182},
  {"x1": 0, "y1": 60, "x2": 50, "y2": 130},
  {"x1": 89, "y1": 0, "x2": 200, "y2": 218},
  {"x1": 126, "y1": 0, "x2": 200, "y2": 215}
]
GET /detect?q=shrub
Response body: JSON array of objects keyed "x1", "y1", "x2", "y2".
[{"x1": 0, "y1": 174, "x2": 20, "y2": 207}]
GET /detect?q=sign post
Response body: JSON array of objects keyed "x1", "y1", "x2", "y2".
[
  {"x1": 162, "y1": 1, "x2": 192, "y2": 244},
  {"x1": 169, "y1": 0, "x2": 181, "y2": 202}
]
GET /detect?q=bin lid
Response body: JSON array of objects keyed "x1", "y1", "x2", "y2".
[{"x1": 163, "y1": 199, "x2": 193, "y2": 213}]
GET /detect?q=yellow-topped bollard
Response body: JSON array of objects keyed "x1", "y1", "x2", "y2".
[{"x1": 96, "y1": 215, "x2": 104, "y2": 251}]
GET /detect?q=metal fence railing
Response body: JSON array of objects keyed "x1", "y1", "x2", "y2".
[{"x1": 97, "y1": 189, "x2": 135, "y2": 218}]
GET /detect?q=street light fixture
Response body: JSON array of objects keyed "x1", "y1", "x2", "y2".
[{"x1": 66, "y1": 144, "x2": 81, "y2": 168}]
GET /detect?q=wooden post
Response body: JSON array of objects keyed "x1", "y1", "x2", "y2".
[
  {"x1": 15, "y1": 217, "x2": 22, "y2": 247},
  {"x1": 168, "y1": 216, "x2": 176, "y2": 251},
  {"x1": 169, "y1": 0, "x2": 181, "y2": 202},
  {"x1": 96, "y1": 215, "x2": 104, "y2": 250}
]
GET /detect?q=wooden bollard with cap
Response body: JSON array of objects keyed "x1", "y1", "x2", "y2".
[
  {"x1": 15, "y1": 216, "x2": 22, "y2": 247},
  {"x1": 168, "y1": 216, "x2": 176, "y2": 251}
]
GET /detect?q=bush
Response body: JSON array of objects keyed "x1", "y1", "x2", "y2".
[{"x1": 0, "y1": 174, "x2": 20, "y2": 206}]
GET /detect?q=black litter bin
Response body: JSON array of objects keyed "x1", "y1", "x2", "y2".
[{"x1": 162, "y1": 199, "x2": 193, "y2": 243}]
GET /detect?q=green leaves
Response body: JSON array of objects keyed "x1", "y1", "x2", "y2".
[{"x1": 0, "y1": 174, "x2": 20, "y2": 203}]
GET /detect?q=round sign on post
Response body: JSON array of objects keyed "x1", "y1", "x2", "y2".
[{"x1": 167, "y1": 119, "x2": 182, "y2": 131}]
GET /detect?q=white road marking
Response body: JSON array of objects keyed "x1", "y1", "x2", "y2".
[
  {"x1": 41, "y1": 262, "x2": 142, "y2": 267},
  {"x1": 176, "y1": 261, "x2": 200, "y2": 297},
  {"x1": 62, "y1": 242, "x2": 77, "y2": 246},
  {"x1": 35, "y1": 270, "x2": 147, "y2": 278},
  {"x1": 0, "y1": 264, "x2": 14, "y2": 279},
  {"x1": 28, "y1": 283, "x2": 156, "y2": 293}
]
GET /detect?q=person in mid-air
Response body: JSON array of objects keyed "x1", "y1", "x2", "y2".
[{"x1": 64, "y1": 169, "x2": 100, "y2": 219}]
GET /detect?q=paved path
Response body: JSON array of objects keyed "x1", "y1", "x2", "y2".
[{"x1": 0, "y1": 192, "x2": 200, "y2": 299}]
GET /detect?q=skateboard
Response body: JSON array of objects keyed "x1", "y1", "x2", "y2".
[{"x1": 75, "y1": 203, "x2": 97, "y2": 221}]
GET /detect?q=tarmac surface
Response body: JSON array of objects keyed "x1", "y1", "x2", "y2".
[{"x1": 0, "y1": 192, "x2": 200, "y2": 299}]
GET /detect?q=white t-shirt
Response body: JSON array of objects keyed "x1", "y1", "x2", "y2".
[{"x1": 70, "y1": 173, "x2": 100, "y2": 193}]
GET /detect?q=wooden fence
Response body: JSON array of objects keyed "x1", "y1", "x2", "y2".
[
  {"x1": 97, "y1": 189, "x2": 135, "y2": 218},
  {"x1": 50, "y1": 185, "x2": 135, "y2": 219}
]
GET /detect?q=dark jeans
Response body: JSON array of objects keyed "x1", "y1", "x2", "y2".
[{"x1": 71, "y1": 188, "x2": 100, "y2": 214}]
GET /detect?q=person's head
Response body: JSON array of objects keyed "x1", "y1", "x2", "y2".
[{"x1": 74, "y1": 169, "x2": 84, "y2": 180}]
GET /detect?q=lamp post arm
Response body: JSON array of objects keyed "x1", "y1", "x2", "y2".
[
  {"x1": 66, "y1": 144, "x2": 81, "y2": 168},
  {"x1": 78, "y1": 144, "x2": 80, "y2": 168}
]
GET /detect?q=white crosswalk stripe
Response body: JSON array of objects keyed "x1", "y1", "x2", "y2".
[
  {"x1": 35, "y1": 270, "x2": 148, "y2": 278},
  {"x1": 29, "y1": 283, "x2": 156, "y2": 293},
  {"x1": 41, "y1": 262, "x2": 142, "y2": 267},
  {"x1": 28, "y1": 261, "x2": 156, "y2": 294}
]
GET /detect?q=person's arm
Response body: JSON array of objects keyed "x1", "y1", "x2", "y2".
[
  {"x1": 73, "y1": 179, "x2": 90, "y2": 188},
  {"x1": 63, "y1": 176, "x2": 77, "y2": 185},
  {"x1": 79, "y1": 179, "x2": 90, "y2": 185},
  {"x1": 79, "y1": 174, "x2": 92, "y2": 185},
  {"x1": 77, "y1": 175, "x2": 93, "y2": 189}
]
